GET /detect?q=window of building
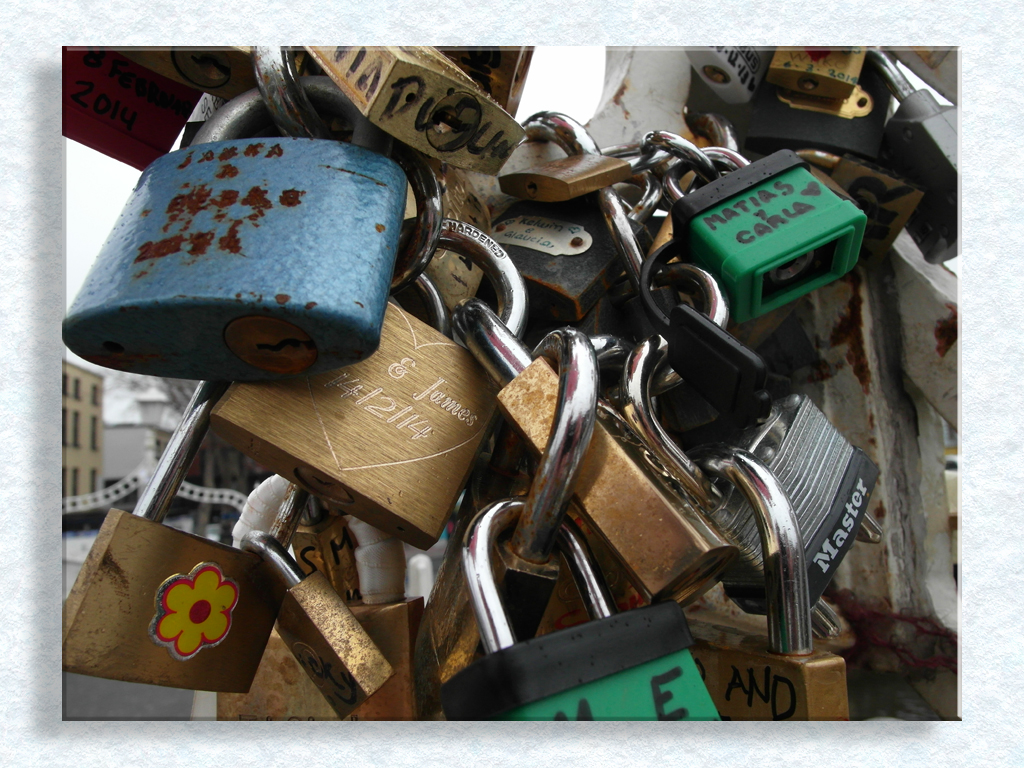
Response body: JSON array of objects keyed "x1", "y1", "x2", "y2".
[
  {"x1": 62, "y1": 374, "x2": 68, "y2": 397},
  {"x1": 71, "y1": 467, "x2": 78, "y2": 497},
  {"x1": 91, "y1": 384, "x2": 99, "y2": 406},
  {"x1": 90, "y1": 416, "x2": 98, "y2": 451},
  {"x1": 90, "y1": 468, "x2": 97, "y2": 493},
  {"x1": 73, "y1": 378, "x2": 80, "y2": 400},
  {"x1": 62, "y1": 467, "x2": 66, "y2": 497},
  {"x1": 62, "y1": 408, "x2": 67, "y2": 446},
  {"x1": 72, "y1": 411, "x2": 80, "y2": 448}
]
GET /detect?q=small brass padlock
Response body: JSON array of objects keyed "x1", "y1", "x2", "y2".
[{"x1": 241, "y1": 531, "x2": 392, "y2": 718}]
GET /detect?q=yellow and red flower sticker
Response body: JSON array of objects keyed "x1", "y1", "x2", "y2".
[{"x1": 149, "y1": 562, "x2": 238, "y2": 660}]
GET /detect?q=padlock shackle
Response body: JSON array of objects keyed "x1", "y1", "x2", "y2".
[
  {"x1": 865, "y1": 48, "x2": 916, "y2": 102},
  {"x1": 620, "y1": 338, "x2": 723, "y2": 513},
  {"x1": 194, "y1": 76, "x2": 381, "y2": 148},
  {"x1": 251, "y1": 47, "x2": 332, "y2": 140},
  {"x1": 452, "y1": 298, "x2": 532, "y2": 387},
  {"x1": 437, "y1": 220, "x2": 528, "y2": 339},
  {"x1": 511, "y1": 328, "x2": 599, "y2": 564},
  {"x1": 555, "y1": 515, "x2": 615, "y2": 621},
  {"x1": 692, "y1": 446, "x2": 814, "y2": 656},
  {"x1": 389, "y1": 146, "x2": 444, "y2": 294},
  {"x1": 134, "y1": 380, "x2": 228, "y2": 524},
  {"x1": 241, "y1": 530, "x2": 306, "y2": 588},
  {"x1": 462, "y1": 498, "x2": 523, "y2": 654}
]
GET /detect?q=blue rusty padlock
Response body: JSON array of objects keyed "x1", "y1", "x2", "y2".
[{"x1": 63, "y1": 77, "x2": 418, "y2": 381}]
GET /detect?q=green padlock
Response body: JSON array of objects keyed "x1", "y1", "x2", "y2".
[
  {"x1": 440, "y1": 500, "x2": 720, "y2": 721},
  {"x1": 652, "y1": 147, "x2": 866, "y2": 323}
]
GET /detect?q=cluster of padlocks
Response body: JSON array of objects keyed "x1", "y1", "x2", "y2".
[{"x1": 62, "y1": 46, "x2": 957, "y2": 720}]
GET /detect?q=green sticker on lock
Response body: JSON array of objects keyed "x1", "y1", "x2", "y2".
[
  {"x1": 500, "y1": 648, "x2": 720, "y2": 721},
  {"x1": 675, "y1": 151, "x2": 866, "y2": 323}
]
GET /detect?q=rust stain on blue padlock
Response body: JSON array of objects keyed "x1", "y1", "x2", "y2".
[{"x1": 63, "y1": 137, "x2": 406, "y2": 381}]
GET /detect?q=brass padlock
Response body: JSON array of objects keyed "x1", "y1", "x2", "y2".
[
  {"x1": 63, "y1": 381, "x2": 281, "y2": 693},
  {"x1": 292, "y1": 504, "x2": 362, "y2": 604},
  {"x1": 240, "y1": 531, "x2": 392, "y2": 718},
  {"x1": 211, "y1": 219, "x2": 528, "y2": 549},
  {"x1": 457, "y1": 298, "x2": 737, "y2": 605},
  {"x1": 686, "y1": 446, "x2": 849, "y2": 720},
  {"x1": 766, "y1": 47, "x2": 866, "y2": 101},
  {"x1": 305, "y1": 46, "x2": 525, "y2": 175},
  {"x1": 216, "y1": 598, "x2": 424, "y2": 720},
  {"x1": 438, "y1": 47, "x2": 533, "y2": 116},
  {"x1": 498, "y1": 153, "x2": 634, "y2": 202}
]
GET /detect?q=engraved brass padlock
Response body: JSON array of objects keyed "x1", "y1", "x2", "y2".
[
  {"x1": 62, "y1": 382, "x2": 281, "y2": 693},
  {"x1": 292, "y1": 505, "x2": 362, "y2": 604},
  {"x1": 438, "y1": 47, "x2": 534, "y2": 116},
  {"x1": 306, "y1": 46, "x2": 525, "y2": 175},
  {"x1": 210, "y1": 219, "x2": 528, "y2": 548}
]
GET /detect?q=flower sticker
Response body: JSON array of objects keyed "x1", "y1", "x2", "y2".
[{"x1": 149, "y1": 562, "x2": 238, "y2": 661}]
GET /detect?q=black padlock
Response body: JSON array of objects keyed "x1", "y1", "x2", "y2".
[
  {"x1": 867, "y1": 48, "x2": 959, "y2": 263},
  {"x1": 492, "y1": 194, "x2": 625, "y2": 324},
  {"x1": 744, "y1": 59, "x2": 891, "y2": 160}
]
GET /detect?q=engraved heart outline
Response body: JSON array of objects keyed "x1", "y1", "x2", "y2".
[
  {"x1": 800, "y1": 181, "x2": 822, "y2": 196},
  {"x1": 303, "y1": 319, "x2": 486, "y2": 473}
]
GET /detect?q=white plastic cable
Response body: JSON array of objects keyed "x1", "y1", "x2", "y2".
[
  {"x1": 347, "y1": 518, "x2": 407, "y2": 605},
  {"x1": 232, "y1": 475, "x2": 292, "y2": 548}
]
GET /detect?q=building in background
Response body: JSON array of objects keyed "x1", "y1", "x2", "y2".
[{"x1": 62, "y1": 360, "x2": 103, "y2": 497}]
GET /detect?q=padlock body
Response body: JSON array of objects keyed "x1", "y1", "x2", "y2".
[
  {"x1": 63, "y1": 137, "x2": 406, "y2": 381},
  {"x1": 217, "y1": 598, "x2": 422, "y2": 720},
  {"x1": 442, "y1": 602, "x2": 719, "y2": 720},
  {"x1": 497, "y1": 358, "x2": 737, "y2": 603},
  {"x1": 274, "y1": 571, "x2": 392, "y2": 718},
  {"x1": 673, "y1": 151, "x2": 866, "y2": 322},
  {"x1": 211, "y1": 302, "x2": 500, "y2": 549},
  {"x1": 293, "y1": 514, "x2": 362, "y2": 604},
  {"x1": 62, "y1": 509, "x2": 281, "y2": 692},
  {"x1": 492, "y1": 197, "x2": 623, "y2": 322},
  {"x1": 688, "y1": 621, "x2": 849, "y2": 720},
  {"x1": 687, "y1": 46, "x2": 772, "y2": 104},
  {"x1": 710, "y1": 394, "x2": 880, "y2": 613}
]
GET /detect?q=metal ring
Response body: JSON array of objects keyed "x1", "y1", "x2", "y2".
[
  {"x1": 251, "y1": 47, "x2": 332, "y2": 139},
  {"x1": 641, "y1": 131, "x2": 719, "y2": 186},
  {"x1": 692, "y1": 446, "x2": 813, "y2": 656},
  {"x1": 684, "y1": 111, "x2": 740, "y2": 152},
  {"x1": 510, "y1": 328, "x2": 599, "y2": 564},
  {"x1": 618, "y1": 171, "x2": 662, "y2": 225},
  {"x1": 389, "y1": 146, "x2": 444, "y2": 293},
  {"x1": 521, "y1": 111, "x2": 601, "y2": 155},
  {"x1": 437, "y1": 220, "x2": 528, "y2": 339},
  {"x1": 241, "y1": 530, "x2": 306, "y2": 589},
  {"x1": 602, "y1": 141, "x2": 674, "y2": 174},
  {"x1": 407, "y1": 271, "x2": 451, "y2": 338}
]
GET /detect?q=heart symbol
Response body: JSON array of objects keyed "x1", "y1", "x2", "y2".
[{"x1": 800, "y1": 181, "x2": 821, "y2": 196}]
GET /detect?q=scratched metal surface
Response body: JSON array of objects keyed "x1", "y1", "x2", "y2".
[{"x1": 63, "y1": 137, "x2": 406, "y2": 381}]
